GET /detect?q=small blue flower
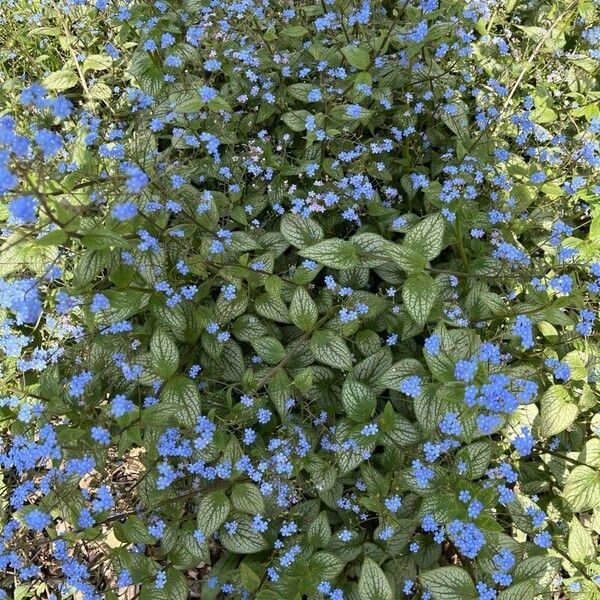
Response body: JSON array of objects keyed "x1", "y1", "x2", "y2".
[
  {"x1": 199, "y1": 85, "x2": 218, "y2": 102},
  {"x1": 8, "y1": 195, "x2": 38, "y2": 225},
  {"x1": 111, "y1": 201, "x2": 137, "y2": 221},
  {"x1": 24, "y1": 509, "x2": 51, "y2": 531},
  {"x1": 346, "y1": 104, "x2": 362, "y2": 118},
  {"x1": 533, "y1": 531, "x2": 552, "y2": 548}
]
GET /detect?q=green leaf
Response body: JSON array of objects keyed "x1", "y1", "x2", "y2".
[
  {"x1": 539, "y1": 385, "x2": 578, "y2": 437},
  {"x1": 282, "y1": 110, "x2": 309, "y2": 131},
  {"x1": 96, "y1": 290, "x2": 150, "y2": 325},
  {"x1": 113, "y1": 515, "x2": 158, "y2": 544},
  {"x1": 239, "y1": 563, "x2": 261, "y2": 591},
  {"x1": 568, "y1": 517, "x2": 596, "y2": 564},
  {"x1": 578, "y1": 0, "x2": 596, "y2": 20},
  {"x1": 351, "y1": 232, "x2": 391, "y2": 267},
  {"x1": 404, "y1": 213, "x2": 446, "y2": 261},
  {"x1": 219, "y1": 340, "x2": 245, "y2": 382},
  {"x1": 168, "y1": 527, "x2": 210, "y2": 569},
  {"x1": 251, "y1": 336, "x2": 286, "y2": 364},
  {"x1": 358, "y1": 557, "x2": 393, "y2": 600},
  {"x1": 564, "y1": 466, "x2": 600, "y2": 512},
  {"x1": 455, "y1": 441, "x2": 493, "y2": 479},
  {"x1": 382, "y1": 413, "x2": 420, "y2": 447},
  {"x1": 512, "y1": 556, "x2": 561, "y2": 587},
  {"x1": 88, "y1": 82, "x2": 112, "y2": 101},
  {"x1": 299, "y1": 239, "x2": 359, "y2": 269},
  {"x1": 256, "y1": 592, "x2": 286, "y2": 600},
  {"x1": 307, "y1": 512, "x2": 331, "y2": 547},
  {"x1": 81, "y1": 228, "x2": 129, "y2": 250},
  {"x1": 413, "y1": 388, "x2": 444, "y2": 432},
  {"x1": 143, "y1": 375, "x2": 202, "y2": 428},
  {"x1": 215, "y1": 287, "x2": 248, "y2": 323},
  {"x1": 384, "y1": 243, "x2": 428, "y2": 272},
  {"x1": 310, "y1": 552, "x2": 345, "y2": 581},
  {"x1": 220, "y1": 516, "x2": 268, "y2": 554},
  {"x1": 342, "y1": 377, "x2": 376, "y2": 422},
  {"x1": 377, "y1": 358, "x2": 424, "y2": 389},
  {"x1": 170, "y1": 90, "x2": 203, "y2": 113},
  {"x1": 424, "y1": 344, "x2": 455, "y2": 382},
  {"x1": 72, "y1": 249, "x2": 108, "y2": 287},
  {"x1": 255, "y1": 293, "x2": 291, "y2": 323},
  {"x1": 281, "y1": 25, "x2": 308, "y2": 37},
  {"x1": 232, "y1": 314, "x2": 269, "y2": 341},
  {"x1": 287, "y1": 83, "x2": 314, "y2": 102},
  {"x1": 496, "y1": 581, "x2": 538, "y2": 600},
  {"x1": 310, "y1": 330, "x2": 353, "y2": 371},
  {"x1": 82, "y1": 54, "x2": 113, "y2": 72},
  {"x1": 150, "y1": 327, "x2": 180, "y2": 379},
  {"x1": 197, "y1": 491, "x2": 231, "y2": 536},
  {"x1": 43, "y1": 70, "x2": 79, "y2": 91},
  {"x1": 207, "y1": 96, "x2": 232, "y2": 112},
  {"x1": 231, "y1": 483, "x2": 266, "y2": 514},
  {"x1": 140, "y1": 568, "x2": 189, "y2": 600},
  {"x1": 402, "y1": 273, "x2": 438, "y2": 325},
  {"x1": 290, "y1": 287, "x2": 318, "y2": 331},
  {"x1": 280, "y1": 214, "x2": 324, "y2": 248},
  {"x1": 341, "y1": 45, "x2": 370, "y2": 70},
  {"x1": 419, "y1": 566, "x2": 478, "y2": 600}
]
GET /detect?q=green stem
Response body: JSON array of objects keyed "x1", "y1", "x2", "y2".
[{"x1": 455, "y1": 220, "x2": 469, "y2": 270}]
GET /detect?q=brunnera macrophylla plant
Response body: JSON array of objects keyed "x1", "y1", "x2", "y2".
[{"x1": 0, "y1": 0, "x2": 599, "y2": 598}]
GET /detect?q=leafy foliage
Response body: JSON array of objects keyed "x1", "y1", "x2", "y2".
[{"x1": 0, "y1": 0, "x2": 599, "y2": 598}]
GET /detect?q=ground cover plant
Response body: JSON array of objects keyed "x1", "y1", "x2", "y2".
[{"x1": 0, "y1": 0, "x2": 599, "y2": 598}]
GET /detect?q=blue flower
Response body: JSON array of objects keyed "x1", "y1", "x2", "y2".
[
  {"x1": 530, "y1": 171, "x2": 546, "y2": 184},
  {"x1": 545, "y1": 358, "x2": 570, "y2": 381},
  {"x1": 307, "y1": 88, "x2": 321, "y2": 102},
  {"x1": 0, "y1": 278, "x2": 42, "y2": 324},
  {"x1": 424, "y1": 334, "x2": 441, "y2": 354},
  {"x1": 199, "y1": 85, "x2": 218, "y2": 102},
  {"x1": 257, "y1": 408, "x2": 272, "y2": 424},
  {"x1": 251, "y1": 514, "x2": 268, "y2": 532},
  {"x1": 110, "y1": 394, "x2": 135, "y2": 417},
  {"x1": 548, "y1": 274, "x2": 572, "y2": 295},
  {"x1": 404, "y1": 20, "x2": 428, "y2": 43},
  {"x1": 24, "y1": 509, "x2": 51, "y2": 531},
  {"x1": 222, "y1": 284, "x2": 237, "y2": 301},
  {"x1": 467, "y1": 500, "x2": 483, "y2": 518},
  {"x1": 384, "y1": 495, "x2": 402, "y2": 512},
  {"x1": 0, "y1": 164, "x2": 18, "y2": 194},
  {"x1": 446, "y1": 520, "x2": 485, "y2": 558},
  {"x1": 533, "y1": 531, "x2": 552, "y2": 548},
  {"x1": 117, "y1": 569, "x2": 133, "y2": 587},
  {"x1": 412, "y1": 459, "x2": 434, "y2": 488},
  {"x1": 91, "y1": 426, "x2": 110, "y2": 445},
  {"x1": 512, "y1": 315, "x2": 534, "y2": 349},
  {"x1": 165, "y1": 55, "x2": 182, "y2": 67},
  {"x1": 512, "y1": 426, "x2": 534, "y2": 456},
  {"x1": 155, "y1": 570, "x2": 167, "y2": 589},
  {"x1": 34, "y1": 129, "x2": 63, "y2": 158},
  {"x1": 361, "y1": 423, "x2": 378, "y2": 436},
  {"x1": 439, "y1": 412, "x2": 463, "y2": 436},
  {"x1": 399, "y1": 375, "x2": 422, "y2": 398},
  {"x1": 346, "y1": 104, "x2": 362, "y2": 118},
  {"x1": 68, "y1": 371, "x2": 92, "y2": 398},
  {"x1": 111, "y1": 201, "x2": 137, "y2": 221},
  {"x1": 204, "y1": 58, "x2": 222, "y2": 71},
  {"x1": 454, "y1": 359, "x2": 477, "y2": 382},
  {"x1": 493, "y1": 548, "x2": 515, "y2": 571},
  {"x1": 8, "y1": 195, "x2": 37, "y2": 225},
  {"x1": 338, "y1": 529, "x2": 352, "y2": 542}
]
